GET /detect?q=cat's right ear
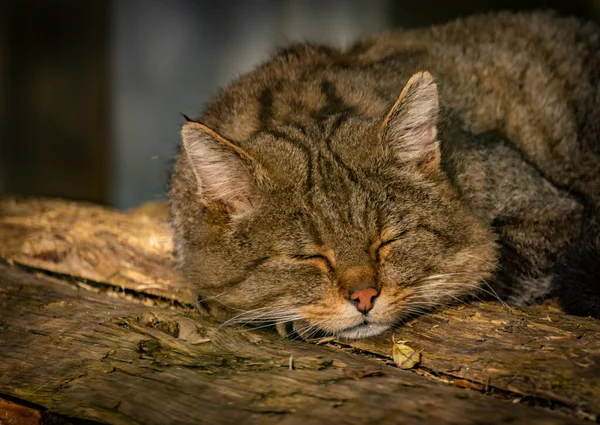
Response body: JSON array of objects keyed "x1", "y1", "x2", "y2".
[{"x1": 181, "y1": 122, "x2": 261, "y2": 215}]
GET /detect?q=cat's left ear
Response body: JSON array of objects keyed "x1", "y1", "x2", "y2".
[{"x1": 380, "y1": 71, "x2": 440, "y2": 173}]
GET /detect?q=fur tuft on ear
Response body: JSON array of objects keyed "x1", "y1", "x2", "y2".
[
  {"x1": 181, "y1": 113, "x2": 195, "y2": 123},
  {"x1": 380, "y1": 71, "x2": 440, "y2": 171},
  {"x1": 181, "y1": 122, "x2": 259, "y2": 214}
]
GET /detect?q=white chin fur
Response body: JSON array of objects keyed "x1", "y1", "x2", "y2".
[{"x1": 333, "y1": 323, "x2": 391, "y2": 340}]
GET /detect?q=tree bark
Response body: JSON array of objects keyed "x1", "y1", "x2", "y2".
[{"x1": 0, "y1": 198, "x2": 598, "y2": 424}]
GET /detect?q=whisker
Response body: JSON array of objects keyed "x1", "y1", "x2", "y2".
[
  {"x1": 412, "y1": 278, "x2": 510, "y2": 309},
  {"x1": 234, "y1": 307, "x2": 301, "y2": 321},
  {"x1": 234, "y1": 312, "x2": 302, "y2": 326},
  {"x1": 197, "y1": 291, "x2": 227, "y2": 302},
  {"x1": 218, "y1": 306, "x2": 275, "y2": 328},
  {"x1": 480, "y1": 280, "x2": 509, "y2": 308},
  {"x1": 218, "y1": 305, "x2": 301, "y2": 329},
  {"x1": 303, "y1": 325, "x2": 323, "y2": 340},
  {"x1": 416, "y1": 272, "x2": 485, "y2": 283},
  {"x1": 195, "y1": 296, "x2": 252, "y2": 313},
  {"x1": 415, "y1": 280, "x2": 503, "y2": 301},
  {"x1": 463, "y1": 253, "x2": 498, "y2": 267},
  {"x1": 410, "y1": 293, "x2": 469, "y2": 306},
  {"x1": 232, "y1": 318, "x2": 299, "y2": 333}
]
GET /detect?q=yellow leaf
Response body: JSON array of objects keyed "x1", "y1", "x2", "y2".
[{"x1": 392, "y1": 343, "x2": 421, "y2": 369}]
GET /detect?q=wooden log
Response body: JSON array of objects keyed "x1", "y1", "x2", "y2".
[
  {"x1": 0, "y1": 264, "x2": 590, "y2": 425},
  {"x1": 0, "y1": 198, "x2": 191, "y2": 303},
  {"x1": 0, "y1": 398, "x2": 42, "y2": 425},
  {"x1": 332, "y1": 303, "x2": 600, "y2": 414},
  {"x1": 1, "y1": 198, "x2": 599, "y2": 423}
]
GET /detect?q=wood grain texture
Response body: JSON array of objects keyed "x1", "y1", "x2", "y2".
[
  {"x1": 0, "y1": 265, "x2": 588, "y2": 425},
  {"x1": 0, "y1": 198, "x2": 192, "y2": 303},
  {"x1": 328, "y1": 303, "x2": 600, "y2": 414},
  {"x1": 0, "y1": 398, "x2": 42, "y2": 425},
  {"x1": 0, "y1": 198, "x2": 599, "y2": 423}
]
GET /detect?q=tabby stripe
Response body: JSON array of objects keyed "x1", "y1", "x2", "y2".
[
  {"x1": 258, "y1": 88, "x2": 274, "y2": 127},
  {"x1": 324, "y1": 113, "x2": 360, "y2": 185},
  {"x1": 416, "y1": 223, "x2": 453, "y2": 247},
  {"x1": 245, "y1": 256, "x2": 272, "y2": 272},
  {"x1": 264, "y1": 129, "x2": 315, "y2": 192},
  {"x1": 354, "y1": 50, "x2": 427, "y2": 71},
  {"x1": 309, "y1": 80, "x2": 360, "y2": 188},
  {"x1": 311, "y1": 80, "x2": 356, "y2": 123}
]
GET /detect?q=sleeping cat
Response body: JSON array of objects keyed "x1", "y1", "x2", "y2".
[{"x1": 169, "y1": 11, "x2": 600, "y2": 339}]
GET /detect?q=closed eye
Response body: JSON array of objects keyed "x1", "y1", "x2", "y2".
[
  {"x1": 379, "y1": 231, "x2": 407, "y2": 248},
  {"x1": 374, "y1": 231, "x2": 407, "y2": 263},
  {"x1": 289, "y1": 254, "x2": 334, "y2": 273}
]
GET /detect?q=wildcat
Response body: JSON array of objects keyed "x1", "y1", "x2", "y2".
[{"x1": 169, "y1": 11, "x2": 600, "y2": 340}]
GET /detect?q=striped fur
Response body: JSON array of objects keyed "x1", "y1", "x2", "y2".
[{"x1": 169, "y1": 12, "x2": 600, "y2": 339}]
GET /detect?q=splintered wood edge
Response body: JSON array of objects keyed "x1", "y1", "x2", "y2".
[
  {"x1": 0, "y1": 197, "x2": 195, "y2": 304},
  {"x1": 0, "y1": 398, "x2": 43, "y2": 425}
]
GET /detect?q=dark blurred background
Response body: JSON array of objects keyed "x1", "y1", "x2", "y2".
[{"x1": 1, "y1": 0, "x2": 598, "y2": 209}]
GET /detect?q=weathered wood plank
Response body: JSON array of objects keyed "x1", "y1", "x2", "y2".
[
  {"x1": 328, "y1": 303, "x2": 600, "y2": 416},
  {"x1": 0, "y1": 265, "x2": 588, "y2": 424},
  {"x1": 0, "y1": 398, "x2": 42, "y2": 425},
  {"x1": 1, "y1": 198, "x2": 599, "y2": 422},
  {"x1": 0, "y1": 198, "x2": 192, "y2": 303}
]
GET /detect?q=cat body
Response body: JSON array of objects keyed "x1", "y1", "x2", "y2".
[{"x1": 169, "y1": 12, "x2": 600, "y2": 339}]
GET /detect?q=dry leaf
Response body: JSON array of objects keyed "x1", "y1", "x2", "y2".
[{"x1": 392, "y1": 343, "x2": 421, "y2": 369}]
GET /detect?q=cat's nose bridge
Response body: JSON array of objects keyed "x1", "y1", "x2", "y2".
[{"x1": 340, "y1": 265, "x2": 376, "y2": 291}]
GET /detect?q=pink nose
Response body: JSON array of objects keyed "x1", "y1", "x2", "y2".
[{"x1": 350, "y1": 288, "x2": 379, "y2": 314}]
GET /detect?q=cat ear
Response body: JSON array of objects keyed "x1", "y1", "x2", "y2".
[
  {"x1": 181, "y1": 122, "x2": 259, "y2": 214},
  {"x1": 380, "y1": 71, "x2": 440, "y2": 172}
]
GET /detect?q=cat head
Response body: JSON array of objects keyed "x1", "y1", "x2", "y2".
[{"x1": 171, "y1": 72, "x2": 498, "y2": 339}]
